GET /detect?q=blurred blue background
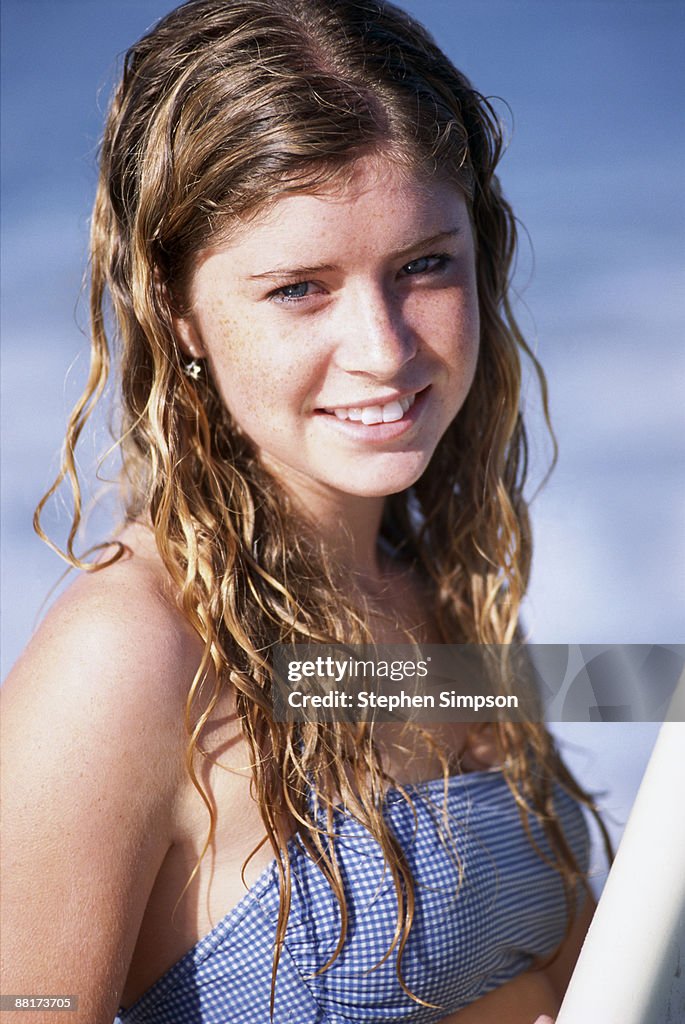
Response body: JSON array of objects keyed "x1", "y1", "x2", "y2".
[{"x1": 2, "y1": 0, "x2": 684, "y2": 890}]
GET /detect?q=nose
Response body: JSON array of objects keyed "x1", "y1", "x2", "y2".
[{"x1": 334, "y1": 283, "x2": 418, "y2": 379}]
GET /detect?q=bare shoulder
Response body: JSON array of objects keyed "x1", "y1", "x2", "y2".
[
  {"x1": 0, "y1": 526, "x2": 210, "y2": 1021},
  {"x1": 1, "y1": 524, "x2": 209, "y2": 834},
  {"x1": 5, "y1": 525, "x2": 201, "y2": 728}
]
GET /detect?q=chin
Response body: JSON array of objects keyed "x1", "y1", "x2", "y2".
[{"x1": 329, "y1": 458, "x2": 431, "y2": 499}]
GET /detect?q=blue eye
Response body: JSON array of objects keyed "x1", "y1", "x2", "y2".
[
  {"x1": 271, "y1": 281, "x2": 311, "y2": 303},
  {"x1": 403, "y1": 254, "x2": 451, "y2": 276}
]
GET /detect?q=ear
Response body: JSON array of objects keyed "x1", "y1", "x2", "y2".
[
  {"x1": 172, "y1": 313, "x2": 207, "y2": 360},
  {"x1": 154, "y1": 266, "x2": 207, "y2": 360}
]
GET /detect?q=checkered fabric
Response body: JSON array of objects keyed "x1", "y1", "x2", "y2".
[{"x1": 115, "y1": 770, "x2": 589, "y2": 1023}]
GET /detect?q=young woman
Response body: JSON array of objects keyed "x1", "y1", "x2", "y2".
[{"x1": 2, "y1": 1, "x2": 606, "y2": 1021}]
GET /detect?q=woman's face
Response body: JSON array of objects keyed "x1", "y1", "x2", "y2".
[{"x1": 176, "y1": 156, "x2": 480, "y2": 507}]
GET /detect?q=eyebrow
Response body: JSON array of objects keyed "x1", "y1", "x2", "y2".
[{"x1": 247, "y1": 227, "x2": 462, "y2": 281}]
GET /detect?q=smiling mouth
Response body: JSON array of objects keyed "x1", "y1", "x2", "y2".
[{"x1": 318, "y1": 391, "x2": 421, "y2": 425}]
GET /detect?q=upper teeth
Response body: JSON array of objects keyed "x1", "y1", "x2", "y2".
[{"x1": 325, "y1": 394, "x2": 416, "y2": 424}]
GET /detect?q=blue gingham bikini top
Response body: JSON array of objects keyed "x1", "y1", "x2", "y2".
[{"x1": 115, "y1": 768, "x2": 589, "y2": 1023}]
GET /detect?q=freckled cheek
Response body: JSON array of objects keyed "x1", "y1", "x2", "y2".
[
  {"x1": 197, "y1": 312, "x2": 261, "y2": 416},
  {"x1": 462, "y1": 300, "x2": 481, "y2": 375},
  {"x1": 428, "y1": 287, "x2": 480, "y2": 369},
  {"x1": 203, "y1": 316, "x2": 317, "y2": 424}
]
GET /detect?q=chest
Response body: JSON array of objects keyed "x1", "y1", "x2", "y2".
[{"x1": 119, "y1": 775, "x2": 589, "y2": 1021}]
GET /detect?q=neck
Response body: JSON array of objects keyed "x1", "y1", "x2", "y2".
[
  {"x1": 268, "y1": 469, "x2": 388, "y2": 586},
  {"x1": 316, "y1": 495, "x2": 388, "y2": 587}
]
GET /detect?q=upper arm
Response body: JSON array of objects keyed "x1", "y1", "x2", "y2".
[{"x1": 1, "y1": 567, "x2": 200, "y2": 1023}]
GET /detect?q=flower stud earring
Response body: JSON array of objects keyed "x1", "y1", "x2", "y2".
[{"x1": 184, "y1": 359, "x2": 202, "y2": 381}]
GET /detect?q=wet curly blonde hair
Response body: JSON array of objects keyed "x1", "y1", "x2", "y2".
[{"x1": 36, "y1": 0, "x2": 609, "y2": 1009}]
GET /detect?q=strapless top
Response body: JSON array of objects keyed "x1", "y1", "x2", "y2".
[{"x1": 115, "y1": 769, "x2": 589, "y2": 1023}]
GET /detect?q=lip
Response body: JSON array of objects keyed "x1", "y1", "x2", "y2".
[
  {"x1": 315, "y1": 387, "x2": 426, "y2": 414},
  {"x1": 313, "y1": 385, "x2": 430, "y2": 440}
]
